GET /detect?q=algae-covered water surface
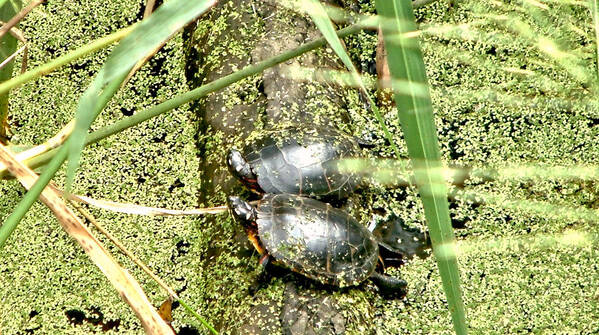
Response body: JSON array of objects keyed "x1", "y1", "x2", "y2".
[{"x1": 1, "y1": 0, "x2": 599, "y2": 334}]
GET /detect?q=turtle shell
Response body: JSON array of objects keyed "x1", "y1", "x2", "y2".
[
  {"x1": 242, "y1": 126, "x2": 361, "y2": 200},
  {"x1": 256, "y1": 193, "x2": 378, "y2": 287}
]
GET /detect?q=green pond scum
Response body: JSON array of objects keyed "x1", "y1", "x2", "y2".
[{"x1": 0, "y1": 0, "x2": 598, "y2": 334}]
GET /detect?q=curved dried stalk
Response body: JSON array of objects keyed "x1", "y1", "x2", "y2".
[
  {"x1": 0, "y1": 0, "x2": 43, "y2": 40},
  {"x1": 144, "y1": 0, "x2": 157, "y2": 18},
  {"x1": 0, "y1": 143, "x2": 174, "y2": 335},
  {"x1": 67, "y1": 193, "x2": 229, "y2": 216},
  {"x1": 0, "y1": 22, "x2": 30, "y2": 74},
  {"x1": 71, "y1": 202, "x2": 178, "y2": 297},
  {"x1": 0, "y1": 120, "x2": 73, "y2": 173},
  {"x1": 70, "y1": 202, "x2": 218, "y2": 334},
  {"x1": 0, "y1": 44, "x2": 24, "y2": 71}
]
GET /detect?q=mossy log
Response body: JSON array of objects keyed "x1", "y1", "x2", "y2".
[{"x1": 186, "y1": 0, "x2": 374, "y2": 333}]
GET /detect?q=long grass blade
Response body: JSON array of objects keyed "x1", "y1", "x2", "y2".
[
  {"x1": 591, "y1": 0, "x2": 599, "y2": 77},
  {"x1": 0, "y1": 0, "x2": 216, "y2": 251},
  {"x1": 65, "y1": 0, "x2": 216, "y2": 189},
  {"x1": 67, "y1": 193, "x2": 228, "y2": 216},
  {"x1": 457, "y1": 229, "x2": 593, "y2": 256},
  {"x1": 0, "y1": 0, "x2": 19, "y2": 141},
  {"x1": 375, "y1": 1, "x2": 468, "y2": 334},
  {"x1": 298, "y1": 0, "x2": 401, "y2": 158},
  {"x1": 0, "y1": 24, "x2": 135, "y2": 96},
  {"x1": 2, "y1": 21, "x2": 369, "y2": 178}
]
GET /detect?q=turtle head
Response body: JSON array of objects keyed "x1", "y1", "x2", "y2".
[
  {"x1": 228, "y1": 196, "x2": 257, "y2": 230},
  {"x1": 227, "y1": 149, "x2": 261, "y2": 191}
]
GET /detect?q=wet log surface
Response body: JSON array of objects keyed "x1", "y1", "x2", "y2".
[
  {"x1": 184, "y1": 1, "x2": 410, "y2": 333},
  {"x1": 189, "y1": 0, "x2": 355, "y2": 203}
]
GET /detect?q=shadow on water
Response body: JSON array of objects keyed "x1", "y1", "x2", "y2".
[
  {"x1": 371, "y1": 213, "x2": 432, "y2": 262},
  {"x1": 64, "y1": 307, "x2": 120, "y2": 332}
]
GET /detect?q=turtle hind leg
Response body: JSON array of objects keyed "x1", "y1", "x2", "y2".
[{"x1": 369, "y1": 271, "x2": 407, "y2": 298}]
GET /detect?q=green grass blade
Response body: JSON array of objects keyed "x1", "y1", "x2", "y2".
[
  {"x1": 0, "y1": 77, "x2": 121, "y2": 248},
  {"x1": 1, "y1": 0, "x2": 216, "y2": 245},
  {"x1": 0, "y1": 24, "x2": 135, "y2": 96},
  {"x1": 375, "y1": 1, "x2": 468, "y2": 334},
  {"x1": 300, "y1": 0, "x2": 401, "y2": 157},
  {"x1": 2, "y1": 21, "x2": 368, "y2": 178},
  {"x1": 178, "y1": 299, "x2": 218, "y2": 335},
  {"x1": 0, "y1": 18, "x2": 365, "y2": 253},
  {"x1": 0, "y1": 0, "x2": 20, "y2": 140},
  {"x1": 65, "y1": 0, "x2": 216, "y2": 189},
  {"x1": 591, "y1": 0, "x2": 599, "y2": 77},
  {"x1": 0, "y1": 146, "x2": 66, "y2": 249}
]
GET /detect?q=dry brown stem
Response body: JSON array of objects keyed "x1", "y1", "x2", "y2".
[{"x1": 0, "y1": 143, "x2": 174, "y2": 335}]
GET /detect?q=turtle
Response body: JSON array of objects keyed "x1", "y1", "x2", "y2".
[
  {"x1": 227, "y1": 126, "x2": 364, "y2": 200},
  {"x1": 228, "y1": 193, "x2": 407, "y2": 295}
]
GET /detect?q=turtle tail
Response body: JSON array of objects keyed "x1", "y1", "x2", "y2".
[{"x1": 369, "y1": 272, "x2": 407, "y2": 297}]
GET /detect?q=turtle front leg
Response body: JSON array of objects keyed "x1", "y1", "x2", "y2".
[
  {"x1": 249, "y1": 253, "x2": 273, "y2": 296},
  {"x1": 258, "y1": 253, "x2": 272, "y2": 276},
  {"x1": 369, "y1": 271, "x2": 407, "y2": 297}
]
